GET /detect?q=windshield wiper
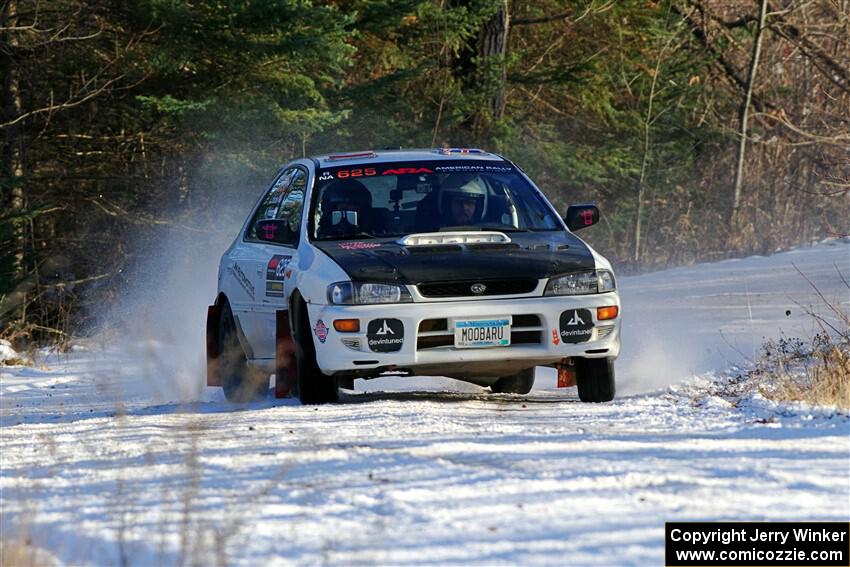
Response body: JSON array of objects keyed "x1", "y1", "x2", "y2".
[
  {"x1": 480, "y1": 225, "x2": 527, "y2": 232},
  {"x1": 437, "y1": 225, "x2": 527, "y2": 233},
  {"x1": 318, "y1": 231, "x2": 376, "y2": 241}
]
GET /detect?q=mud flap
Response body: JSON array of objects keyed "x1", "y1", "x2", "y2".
[
  {"x1": 275, "y1": 310, "x2": 297, "y2": 398},
  {"x1": 206, "y1": 304, "x2": 222, "y2": 387},
  {"x1": 556, "y1": 357, "x2": 576, "y2": 388}
]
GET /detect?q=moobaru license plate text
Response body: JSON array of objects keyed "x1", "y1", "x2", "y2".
[{"x1": 454, "y1": 317, "x2": 511, "y2": 348}]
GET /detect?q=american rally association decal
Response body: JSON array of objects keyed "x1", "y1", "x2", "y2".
[
  {"x1": 380, "y1": 167, "x2": 431, "y2": 175},
  {"x1": 433, "y1": 164, "x2": 513, "y2": 173},
  {"x1": 367, "y1": 318, "x2": 404, "y2": 352},
  {"x1": 265, "y1": 255, "x2": 291, "y2": 298},
  {"x1": 314, "y1": 320, "x2": 329, "y2": 343},
  {"x1": 558, "y1": 308, "x2": 594, "y2": 344}
]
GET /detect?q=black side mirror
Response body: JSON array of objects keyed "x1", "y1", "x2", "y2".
[
  {"x1": 565, "y1": 204, "x2": 600, "y2": 231},
  {"x1": 256, "y1": 219, "x2": 296, "y2": 244}
]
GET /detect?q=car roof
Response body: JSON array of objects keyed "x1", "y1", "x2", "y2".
[{"x1": 310, "y1": 148, "x2": 507, "y2": 167}]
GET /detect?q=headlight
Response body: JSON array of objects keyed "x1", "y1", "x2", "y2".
[
  {"x1": 327, "y1": 281, "x2": 413, "y2": 305},
  {"x1": 597, "y1": 269, "x2": 616, "y2": 292},
  {"x1": 544, "y1": 270, "x2": 616, "y2": 296}
]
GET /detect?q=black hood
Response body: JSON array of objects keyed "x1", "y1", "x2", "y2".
[{"x1": 313, "y1": 231, "x2": 596, "y2": 284}]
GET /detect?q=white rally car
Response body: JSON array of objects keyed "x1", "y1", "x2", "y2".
[{"x1": 206, "y1": 148, "x2": 621, "y2": 404}]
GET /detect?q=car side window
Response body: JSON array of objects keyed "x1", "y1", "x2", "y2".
[
  {"x1": 277, "y1": 169, "x2": 306, "y2": 245},
  {"x1": 246, "y1": 167, "x2": 306, "y2": 245},
  {"x1": 505, "y1": 180, "x2": 560, "y2": 230}
]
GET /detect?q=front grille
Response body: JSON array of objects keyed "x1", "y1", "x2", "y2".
[
  {"x1": 417, "y1": 335, "x2": 454, "y2": 349},
  {"x1": 417, "y1": 279, "x2": 537, "y2": 298},
  {"x1": 417, "y1": 314, "x2": 542, "y2": 350},
  {"x1": 512, "y1": 314, "x2": 541, "y2": 327},
  {"x1": 419, "y1": 318, "x2": 448, "y2": 333}
]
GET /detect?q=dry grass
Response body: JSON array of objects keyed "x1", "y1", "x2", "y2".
[
  {"x1": 3, "y1": 413, "x2": 292, "y2": 567},
  {"x1": 752, "y1": 265, "x2": 850, "y2": 411},
  {"x1": 1, "y1": 335, "x2": 293, "y2": 567},
  {"x1": 0, "y1": 539, "x2": 58, "y2": 567},
  {"x1": 755, "y1": 333, "x2": 850, "y2": 410}
]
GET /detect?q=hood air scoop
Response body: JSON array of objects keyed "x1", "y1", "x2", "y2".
[{"x1": 397, "y1": 231, "x2": 511, "y2": 247}]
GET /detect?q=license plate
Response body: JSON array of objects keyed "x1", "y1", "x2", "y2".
[{"x1": 453, "y1": 317, "x2": 512, "y2": 348}]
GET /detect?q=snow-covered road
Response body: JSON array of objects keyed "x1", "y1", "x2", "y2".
[{"x1": 1, "y1": 241, "x2": 849, "y2": 566}]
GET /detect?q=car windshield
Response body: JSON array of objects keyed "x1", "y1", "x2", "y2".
[{"x1": 311, "y1": 160, "x2": 562, "y2": 240}]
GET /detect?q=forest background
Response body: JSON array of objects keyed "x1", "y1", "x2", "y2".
[{"x1": 1, "y1": 0, "x2": 848, "y2": 344}]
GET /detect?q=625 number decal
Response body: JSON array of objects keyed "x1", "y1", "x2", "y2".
[{"x1": 336, "y1": 168, "x2": 376, "y2": 179}]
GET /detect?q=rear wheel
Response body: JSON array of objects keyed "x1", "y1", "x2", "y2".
[
  {"x1": 575, "y1": 357, "x2": 616, "y2": 402},
  {"x1": 293, "y1": 300, "x2": 338, "y2": 404},
  {"x1": 219, "y1": 301, "x2": 268, "y2": 402},
  {"x1": 490, "y1": 367, "x2": 535, "y2": 394}
]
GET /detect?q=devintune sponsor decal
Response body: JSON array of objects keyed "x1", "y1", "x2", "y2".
[
  {"x1": 558, "y1": 308, "x2": 593, "y2": 344},
  {"x1": 367, "y1": 318, "x2": 404, "y2": 352}
]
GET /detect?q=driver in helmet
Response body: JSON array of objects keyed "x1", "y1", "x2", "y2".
[
  {"x1": 318, "y1": 179, "x2": 373, "y2": 238},
  {"x1": 440, "y1": 174, "x2": 486, "y2": 227}
]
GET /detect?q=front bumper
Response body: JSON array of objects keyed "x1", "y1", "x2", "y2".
[{"x1": 306, "y1": 293, "x2": 621, "y2": 377}]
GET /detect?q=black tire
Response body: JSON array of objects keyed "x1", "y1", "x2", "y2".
[
  {"x1": 575, "y1": 357, "x2": 616, "y2": 402},
  {"x1": 293, "y1": 300, "x2": 338, "y2": 404},
  {"x1": 490, "y1": 367, "x2": 535, "y2": 394},
  {"x1": 219, "y1": 301, "x2": 268, "y2": 402}
]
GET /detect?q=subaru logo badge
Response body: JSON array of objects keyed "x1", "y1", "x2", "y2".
[{"x1": 470, "y1": 283, "x2": 487, "y2": 295}]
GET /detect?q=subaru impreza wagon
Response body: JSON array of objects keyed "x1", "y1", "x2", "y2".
[{"x1": 206, "y1": 148, "x2": 620, "y2": 404}]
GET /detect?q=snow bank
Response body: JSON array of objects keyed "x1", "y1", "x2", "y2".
[
  {"x1": 0, "y1": 339, "x2": 27, "y2": 365},
  {"x1": 617, "y1": 238, "x2": 849, "y2": 394}
]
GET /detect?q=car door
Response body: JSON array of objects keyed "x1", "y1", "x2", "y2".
[{"x1": 234, "y1": 166, "x2": 308, "y2": 361}]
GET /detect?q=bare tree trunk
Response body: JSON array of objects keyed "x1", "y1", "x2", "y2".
[
  {"x1": 478, "y1": 0, "x2": 510, "y2": 121},
  {"x1": 450, "y1": 0, "x2": 510, "y2": 143},
  {"x1": 634, "y1": 32, "x2": 678, "y2": 264},
  {"x1": 2, "y1": 0, "x2": 26, "y2": 281},
  {"x1": 177, "y1": 160, "x2": 189, "y2": 207},
  {"x1": 633, "y1": 77, "x2": 656, "y2": 264},
  {"x1": 731, "y1": 0, "x2": 769, "y2": 223}
]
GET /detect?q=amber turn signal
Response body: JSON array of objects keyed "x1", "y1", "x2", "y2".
[
  {"x1": 333, "y1": 319, "x2": 360, "y2": 332},
  {"x1": 597, "y1": 306, "x2": 619, "y2": 320}
]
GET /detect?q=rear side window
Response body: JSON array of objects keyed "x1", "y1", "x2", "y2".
[{"x1": 246, "y1": 167, "x2": 307, "y2": 245}]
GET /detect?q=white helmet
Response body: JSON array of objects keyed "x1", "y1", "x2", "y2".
[
  {"x1": 441, "y1": 173, "x2": 486, "y2": 198},
  {"x1": 439, "y1": 173, "x2": 487, "y2": 221}
]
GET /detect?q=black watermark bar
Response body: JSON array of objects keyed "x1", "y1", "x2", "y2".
[{"x1": 666, "y1": 522, "x2": 849, "y2": 567}]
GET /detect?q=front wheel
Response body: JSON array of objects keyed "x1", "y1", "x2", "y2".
[
  {"x1": 490, "y1": 368, "x2": 535, "y2": 394},
  {"x1": 293, "y1": 300, "x2": 338, "y2": 404},
  {"x1": 575, "y1": 357, "x2": 616, "y2": 402}
]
